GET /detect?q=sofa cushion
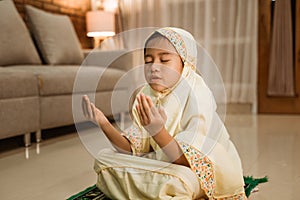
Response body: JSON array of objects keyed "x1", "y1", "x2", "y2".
[
  {"x1": 0, "y1": 0, "x2": 41, "y2": 66},
  {"x1": 8, "y1": 66, "x2": 127, "y2": 96},
  {"x1": 25, "y1": 5, "x2": 84, "y2": 65},
  {"x1": 0, "y1": 68, "x2": 38, "y2": 99}
]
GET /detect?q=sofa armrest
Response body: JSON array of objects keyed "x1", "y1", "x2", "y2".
[{"x1": 82, "y1": 49, "x2": 133, "y2": 72}]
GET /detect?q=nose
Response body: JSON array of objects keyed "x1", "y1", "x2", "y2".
[
  {"x1": 150, "y1": 58, "x2": 162, "y2": 72},
  {"x1": 150, "y1": 63, "x2": 160, "y2": 73}
]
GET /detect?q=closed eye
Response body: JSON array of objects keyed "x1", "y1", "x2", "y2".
[
  {"x1": 144, "y1": 55, "x2": 153, "y2": 64},
  {"x1": 161, "y1": 59, "x2": 170, "y2": 63}
]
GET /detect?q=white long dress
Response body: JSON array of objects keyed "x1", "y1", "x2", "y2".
[{"x1": 94, "y1": 27, "x2": 246, "y2": 200}]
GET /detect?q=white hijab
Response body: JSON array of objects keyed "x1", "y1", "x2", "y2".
[{"x1": 132, "y1": 27, "x2": 220, "y2": 154}]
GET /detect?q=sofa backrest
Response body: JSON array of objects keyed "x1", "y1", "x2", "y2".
[
  {"x1": 83, "y1": 50, "x2": 134, "y2": 72},
  {"x1": 0, "y1": 0, "x2": 41, "y2": 66},
  {"x1": 0, "y1": 0, "x2": 85, "y2": 67}
]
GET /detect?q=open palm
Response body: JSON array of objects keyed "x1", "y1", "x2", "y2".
[{"x1": 82, "y1": 95, "x2": 108, "y2": 126}]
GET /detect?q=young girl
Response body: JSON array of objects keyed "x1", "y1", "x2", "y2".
[{"x1": 82, "y1": 27, "x2": 246, "y2": 199}]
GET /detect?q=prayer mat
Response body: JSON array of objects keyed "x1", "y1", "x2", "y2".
[
  {"x1": 68, "y1": 176, "x2": 268, "y2": 199},
  {"x1": 67, "y1": 185, "x2": 110, "y2": 200}
]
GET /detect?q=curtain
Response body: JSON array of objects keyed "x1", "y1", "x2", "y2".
[
  {"x1": 267, "y1": 0, "x2": 295, "y2": 96},
  {"x1": 117, "y1": 0, "x2": 258, "y2": 106}
]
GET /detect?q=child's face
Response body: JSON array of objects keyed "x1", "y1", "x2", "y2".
[{"x1": 144, "y1": 37, "x2": 183, "y2": 92}]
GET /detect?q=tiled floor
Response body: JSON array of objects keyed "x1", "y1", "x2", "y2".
[{"x1": 0, "y1": 113, "x2": 299, "y2": 200}]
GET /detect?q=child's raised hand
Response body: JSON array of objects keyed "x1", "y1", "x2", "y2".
[
  {"x1": 136, "y1": 93, "x2": 167, "y2": 136},
  {"x1": 82, "y1": 95, "x2": 109, "y2": 126}
]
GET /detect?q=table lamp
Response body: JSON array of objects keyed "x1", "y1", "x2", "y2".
[{"x1": 86, "y1": 10, "x2": 115, "y2": 48}]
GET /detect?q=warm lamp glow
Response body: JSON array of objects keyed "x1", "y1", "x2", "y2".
[
  {"x1": 103, "y1": 0, "x2": 118, "y2": 12},
  {"x1": 87, "y1": 31, "x2": 115, "y2": 37},
  {"x1": 86, "y1": 11, "x2": 115, "y2": 40}
]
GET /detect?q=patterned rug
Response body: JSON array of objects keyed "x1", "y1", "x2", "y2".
[{"x1": 67, "y1": 185, "x2": 111, "y2": 200}]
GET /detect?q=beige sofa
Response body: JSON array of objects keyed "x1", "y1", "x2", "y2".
[{"x1": 0, "y1": 0, "x2": 132, "y2": 146}]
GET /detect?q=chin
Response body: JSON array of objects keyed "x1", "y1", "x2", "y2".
[{"x1": 149, "y1": 83, "x2": 166, "y2": 92}]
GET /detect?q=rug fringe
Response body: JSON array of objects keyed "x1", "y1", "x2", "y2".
[{"x1": 244, "y1": 175, "x2": 268, "y2": 197}]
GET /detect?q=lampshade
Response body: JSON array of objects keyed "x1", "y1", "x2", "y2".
[{"x1": 86, "y1": 11, "x2": 115, "y2": 38}]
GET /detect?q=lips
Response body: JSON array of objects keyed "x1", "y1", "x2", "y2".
[
  {"x1": 151, "y1": 75, "x2": 161, "y2": 79},
  {"x1": 150, "y1": 75, "x2": 162, "y2": 82}
]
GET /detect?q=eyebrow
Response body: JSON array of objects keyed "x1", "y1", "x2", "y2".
[{"x1": 144, "y1": 52, "x2": 173, "y2": 57}]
